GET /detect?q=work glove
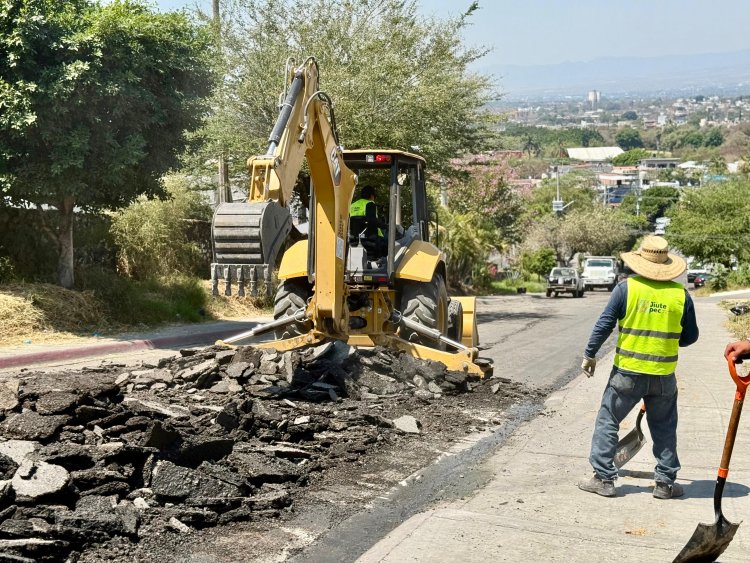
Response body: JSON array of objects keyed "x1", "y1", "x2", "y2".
[{"x1": 581, "y1": 356, "x2": 596, "y2": 378}]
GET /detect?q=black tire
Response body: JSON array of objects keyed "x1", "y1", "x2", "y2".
[
  {"x1": 273, "y1": 278, "x2": 313, "y2": 339},
  {"x1": 546, "y1": 289, "x2": 552, "y2": 297},
  {"x1": 447, "y1": 299, "x2": 464, "y2": 344},
  {"x1": 553, "y1": 291, "x2": 558, "y2": 298},
  {"x1": 400, "y1": 273, "x2": 449, "y2": 350}
]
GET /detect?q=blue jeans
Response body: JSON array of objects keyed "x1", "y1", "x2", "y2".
[{"x1": 589, "y1": 367, "x2": 680, "y2": 483}]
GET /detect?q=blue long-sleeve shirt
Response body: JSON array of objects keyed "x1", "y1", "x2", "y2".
[{"x1": 584, "y1": 279, "x2": 699, "y2": 363}]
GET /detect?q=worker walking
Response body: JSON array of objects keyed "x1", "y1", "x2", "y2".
[{"x1": 578, "y1": 236, "x2": 699, "y2": 498}]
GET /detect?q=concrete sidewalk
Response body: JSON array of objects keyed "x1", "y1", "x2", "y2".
[
  {"x1": 358, "y1": 299, "x2": 750, "y2": 562},
  {"x1": 0, "y1": 317, "x2": 271, "y2": 371}
]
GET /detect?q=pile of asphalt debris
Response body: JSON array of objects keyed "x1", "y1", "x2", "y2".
[{"x1": 0, "y1": 342, "x2": 494, "y2": 562}]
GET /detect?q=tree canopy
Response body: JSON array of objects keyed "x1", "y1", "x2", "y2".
[
  {"x1": 0, "y1": 0, "x2": 214, "y2": 286},
  {"x1": 615, "y1": 127, "x2": 644, "y2": 150},
  {"x1": 668, "y1": 179, "x2": 750, "y2": 266},
  {"x1": 201, "y1": 0, "x2": 495, "y2": 177}
]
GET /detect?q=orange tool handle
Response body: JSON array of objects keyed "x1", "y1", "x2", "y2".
[{"x1": 727, "y1": 356, "x2": 750, "y2": 401}]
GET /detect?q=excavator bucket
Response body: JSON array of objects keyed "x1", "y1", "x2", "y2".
[{"x1": 210, "y1": 201, "x2": 293, "y2": 297}]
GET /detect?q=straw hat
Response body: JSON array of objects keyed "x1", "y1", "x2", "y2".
[{"x1": 621, "y1": 236, "x2": 686, "y2": 281}]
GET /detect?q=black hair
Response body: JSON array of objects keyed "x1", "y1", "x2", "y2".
[{"x1": 360, "y1": 185, "x2": 376, "y2": 200}]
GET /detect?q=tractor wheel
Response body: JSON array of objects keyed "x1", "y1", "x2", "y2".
[
  {"x1": 400, "y1": 272, "x2": 449, "y2": 351},
  {"x1": 273, "y1": 278, "x2": 313, "y2": 340},
  {"x1": 447, "y1": 299, "x2": 464, "y2": 345}
]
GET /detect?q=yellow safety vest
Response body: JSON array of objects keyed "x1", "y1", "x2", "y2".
[
  {"x1": 614, "y1": 276, "x2": 685, "y2": 376},
  {"x1": 349, "y1": 198, "x2": 383, "y2": 237}
]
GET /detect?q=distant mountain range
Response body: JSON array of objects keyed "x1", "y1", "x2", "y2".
[{"x1": 482, "y1": 50, "x2": 750, "y2": 102}]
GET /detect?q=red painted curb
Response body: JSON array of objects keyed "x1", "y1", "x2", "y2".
[{"x1": 0, "y1": 324, "x2": 259, "y2": 371}]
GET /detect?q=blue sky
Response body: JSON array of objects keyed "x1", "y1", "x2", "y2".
[{"x1": 152, "y1": 0, "x2": 750, "y2": 66}]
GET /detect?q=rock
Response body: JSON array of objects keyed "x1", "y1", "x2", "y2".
[
  {"x1": 308, "y1": 342, "x2": 334, "y2": 361},
  {"x1": 245, "y1": 489, "x2": 291, "y2": 510},
  {"x1": 122, "y1": 398, "x2": 190, "y2": 420},
  {"x1": 167, "y1": 516, "x2": 191, "y2": 533},
  {"x1": 56, "y1": 495, "x2": 139, "y2": 537},
  {"x1": 354, "y1": 372, "x2": 407, "y2": 396},
  {"x1": 414, "y1": 389, "x2": 434, "y2": 401},
  {"x1": 1, "y1": 412, "x2": 70, "y2": 441},
  {"x1": 150, "y1": 382, "x2": 168, "y2": 391},
  {"x1": 0, "y1": 441, "x2": 34, "y2": 466},
  {"x1": 0, "y1": 454, "x2": 18, "y2": 480},
  {"x1": 226, "y1": 362, "x2": 250, "y2": 379},
  {"x1": 393, "y1": 415, "x2": 421, "y2": 434},
  {"x1": 444, "y1": 371, "x2": 468, "y2": 385},
  {"x1": 258, "y1": 360, "x2": 278, "y2": 376},
  {"x1": 11, "y1": 461, "x2": 69, "y2": 500},
  {"x1": 0, "y1": 379, "x2": 20, "y2": 411},
  {"x1": 491, "y1": 383, "x2": 501, "y2": 394},
  {"x1": 133, "y1": 497, "x2": 150, "y2": 510},
  {"x1": 208, "y1": 380, "x2": 230, "y2": 394},
  {"x1": 115, "y1": 373, "x2": 130, "y2": 386},
  {"x1": 177, "y1": 438, "x2": 234, "y2": 466},
  {"x1": 226, "y1": 452, "x2": 300, "y2": 484},
  {"x1": 427, "y1": 381, "x2": 443, "y2": 395},
  {"x1": 141, "y1": 421, "x2": 182, "y2": 450},
  {"x1": 413, "y1": 375, "x2": 427, "y2": 388},
  {"x1": 293, "y1": 415, "x2": 310, "y2": 425},
  {"x1": 176, "y1": 360, "x2": 217, "y2": 383},
  {"x1": 150, "y1": 461, "x2": 241, "y2": 501},
  {"x1": 214, "y1": 350, "x2": 235, "y2": 365},
  {"x1": 74, "y1": 405, "x2": 111, "y2": 424}
]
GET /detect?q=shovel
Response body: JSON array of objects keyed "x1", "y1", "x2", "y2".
[
  {"x1": 672, "y1": 356, "x2": 750, "y2": 563},
  {"x1": 615, "y1": 402, "x2": 646, "y2": 469}
]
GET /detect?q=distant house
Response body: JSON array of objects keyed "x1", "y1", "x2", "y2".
[
  {"x1": 567, "y1": 147, "x2": 624, "y2": 162},
  {"x1": 639, "y1": 158, "x2": 680, "y2": 170}
]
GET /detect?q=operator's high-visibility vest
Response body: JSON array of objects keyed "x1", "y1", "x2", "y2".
[
  {"x1": 614, "y1": 276, "x2": 685, "y2": 376},
  {"x1": 349, "y1": 198, "x2": 383, "y2": 237}
]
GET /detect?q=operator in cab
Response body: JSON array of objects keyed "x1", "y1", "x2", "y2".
[{"x1": 349, "y1": 184, "x2": 387, "y2": 257}]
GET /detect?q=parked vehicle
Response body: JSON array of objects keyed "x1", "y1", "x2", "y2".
[
  {"x1": 694, "y1": 273, "x2": 715, "y2": 289},
  {"x1": 687, "y1": 269, "x2": 709, "y2": 283},
  {"x1": 581, "y1": 256, "x2": 619, "y2": 291},
  {"x1": 546, "y1": 267, "x2": 585, "y2": 298}
]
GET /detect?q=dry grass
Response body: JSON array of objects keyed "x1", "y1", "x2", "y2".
[
  {"x1": 0, "y1": 280, "x2": 272, "y2": 347},
  {"x1": 0, "y1": 283, "x2": 110, "y2": 346},
  {"x1": 721, "y1": 299, "x2": 750, "y2": 339},
  {"x1": 200, "y1": 280, "x2": 273, "y2": 320}
]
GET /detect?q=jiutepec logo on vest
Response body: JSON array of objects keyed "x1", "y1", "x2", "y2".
[{"x1": 636, "y1": 298, "x2": 668, "y2": 314}]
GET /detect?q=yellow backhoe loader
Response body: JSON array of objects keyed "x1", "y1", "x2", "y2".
[{"x1": 215, "y1": 57, "x2": 490, "y2": 375}]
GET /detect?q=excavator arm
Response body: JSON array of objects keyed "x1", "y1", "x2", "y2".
[{"x1": 213, "y1": 58, "x2": 355, "y2": 335}]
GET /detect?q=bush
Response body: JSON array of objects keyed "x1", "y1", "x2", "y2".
[
  {"x1": 728, "y1": 265, "x2": 750, "y2": 288},
  {"x1": 433, "y1": 208, "x2": 497, "y2": 292},
  {"x1": 0, "y1": 256, "x2": 16, "y2": 283},
  {"x1": 710, "y1": 264, "x2": 728, "y2": 291},
  {"x1": 75, "y1": 268, "x2": 207, "y2": 325},
  {"x1": 111, "y1": 174, "x2": 211, "y2": 280}
]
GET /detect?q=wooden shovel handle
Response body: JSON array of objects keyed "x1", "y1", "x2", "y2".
[{"x1": 718, "y1": 358, "x2": 749, "y2": 478}]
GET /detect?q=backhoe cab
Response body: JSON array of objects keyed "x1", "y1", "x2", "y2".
[{"x1": 213, "y1": 58, "x2": 488, "y2": 375}]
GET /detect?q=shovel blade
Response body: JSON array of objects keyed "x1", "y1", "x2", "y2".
[
  {"x1": 672, "y1": 516, "x2": 740, "y2": 563},
  {"x1": 614, "y1": 427, "x2": 646, "y2": 468}
]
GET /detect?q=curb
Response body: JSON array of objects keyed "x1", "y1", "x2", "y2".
[{"x1": 0, "y1": 323, "x2": 261, "y2": 371}]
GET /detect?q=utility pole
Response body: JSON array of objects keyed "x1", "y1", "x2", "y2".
[{"x1": 213, "y1": 0, "x2": 231, "y2": 205}]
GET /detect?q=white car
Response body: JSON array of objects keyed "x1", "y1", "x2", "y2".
[
  {"x1": 546, "y1": 267, "x2": 585, "y2": 298},
  {"x1": 581, "y1": 256, "x2": 618, "y2": 292}
]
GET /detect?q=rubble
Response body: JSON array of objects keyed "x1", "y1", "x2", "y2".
[{"x1": 0, "y1": 342, "x2": 517, "y2": 561}]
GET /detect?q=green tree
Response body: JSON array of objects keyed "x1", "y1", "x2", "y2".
[
  {"x1": 615, "y1": 127, "x2": 644, "y2": 150},
  {"x1": 621, "y1": 111, "x2": 638, "y2": 121},
  {"x1": 521, "y1": 247, "x2": 557, "y2": 279},
  {"x1": 611, "y1": 148, "x2": 650, "y2": 166},
  {"x1": 0, "y1": 0, "x2": 214, "y2": 287},
  {"x1": 201, "y1": 0, "x2": 494, "y2": 177},
  {"x1": 668, "y1": 179, "x2": 750, "y2": 265},
  {"x1": 620, "y1": 185, "x2": 680, "y2": 223},
  {"x1": 522, "y1": 170, "x2": 598, "y2": 224}
]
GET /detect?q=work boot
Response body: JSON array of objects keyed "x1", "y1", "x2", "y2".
[
  {"x1": 577, "y1": 475, "x2": 616, "y2": 497},
  {"x1": 653, "y1": 481, "x2": 684, "y2": 499}
]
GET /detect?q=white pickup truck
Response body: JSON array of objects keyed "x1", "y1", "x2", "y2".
[{"x1": 581, "y1": 256, "x2": 619, "y2": 292}]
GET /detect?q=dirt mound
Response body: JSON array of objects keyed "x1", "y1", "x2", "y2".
[{"x1": 0, "y1": 342, "x2": 501, "y2": 561}]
